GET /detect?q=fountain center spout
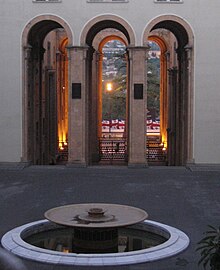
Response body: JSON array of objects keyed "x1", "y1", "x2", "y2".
[{"x1": 88, "y1": 208, "x2": 105, "y2": 218}]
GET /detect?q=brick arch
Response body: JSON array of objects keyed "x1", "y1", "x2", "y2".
[
  {"x1": 98, "y1": 35, "x2": 127, "y2": 52},
  {"x1": 22, "y1": 14, "x2": 74, "y2": 46},
  {"x1": 21, "y1": 14, "x2": 73, "y2": 164},
  {"x1": 80, "y1": 14, "x2": 136, "y2": 46},
  {"x1": 143, "y1": 15, "x2": 194, "y2": 166},
  {"x1": 142, "y1": 14, "x2": 194, "y2": 47},
  {"x1": 148, "y1": 35, "x2": 167, "y2": 54},
  {"x1": 147, "y1": 35, "x2": 168, "y2": 149},
  {"x1": 91, "y1": 31, "x2": 128, "y2": 51}
]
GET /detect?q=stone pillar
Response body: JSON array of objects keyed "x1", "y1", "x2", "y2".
[
  {"x1": 88, "y1": 49, "x2": 100, "y2": 164},
  {"x1": 32, "y1": 45, "x2": 45, "y2": 164},
  {"x1": 177, "y1": 48, "x2": 189, "y2": 166},
  {"x1": 160, "y1": 51, "x2": 168, "y2": 148},
  {"x1": 67, "y1": 46, "x2": 89, "y2": 167},
  {"x1": 88, "y1": 51, "x2": 103, "y2": 164},
  {"x1": 97, "y1": 52, "x2": 103, "y2": 139},
  {"x1": 185, "y1": 45, "x2": 194, "y2": 165},
  {"x1": 167, "y1": 67, "x2": 178, "y2": 166},
  {"x1": 127, "y1": 46, "x2": 148, "y2": 167},
  {"x1": 22, "y1": 45, "x2": 32, "y2": 163}
]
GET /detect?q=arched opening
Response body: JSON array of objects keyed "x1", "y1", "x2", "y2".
[
  {"x1": 144, "y1": 17, "x2": 194, "y2": 166},
  {"x1": 99, "y1": 37, "x2": 127, "y2": 163},
  {"x1": 22, "y1": 17, "x2": 73, "y2": 165},
  {"x1": 80, "y1": 16, "x2": 135, "y2": 165},
  {"x1": 146, "y1": 37, "x2": 168, "y2": 165},
  {"x1": 57, "y1": 38, "x2": 69, "y2": 162}
]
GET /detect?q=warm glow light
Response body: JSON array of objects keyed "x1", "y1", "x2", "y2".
[
  {"x1": 59, "y1": 139, "x2": 67, "y2": 151},
  {"x1": 62, "y1": 248, "x2": 69, "y2": 253},
  {"x1": 106, "y1": 82, "x2": 113, "y2": 92}
]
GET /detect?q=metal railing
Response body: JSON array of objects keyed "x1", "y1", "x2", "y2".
[
  {"x1": 99, "y1": 138, "x2": 127, "y2": 162},
  {"x1": 146, "y1": 140, "x2": 167, "y2": 164}
]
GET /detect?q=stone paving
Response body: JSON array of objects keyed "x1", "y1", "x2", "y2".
[{"x1": 0, "y1": 165, "x2": 220, "y2": 270}]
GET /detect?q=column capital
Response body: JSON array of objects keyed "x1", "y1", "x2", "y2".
[
  {"x1": 66, "y1": 45, "x2": 89, "y2": 51},
  {"x1": 66, "y1": 45, "x2": 89, "y2": 60},
  {"x1": 23, "y1": 44, "x2": 32, "y2": 51},
  {"x1": 164, "y1": 51, "x2": 170, "y2": 62},
  {"x1": 127, "y1": 45, "x2": 151, "y2": 51},
  {"x1": 184, "y1": 44, "x2": 193, "y2": 60},
  {"x1": 23, "y1": 44, "x2": 32, "y2": 59},
  {"x1": 127, "y1": 45, "x2": 150, "y2": 61}
]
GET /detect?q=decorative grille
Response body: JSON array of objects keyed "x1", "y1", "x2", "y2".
[
  {"x1": 99, "y1": 138, "x2": 127, "y2": 162},
  {"x1": 146, "y1": 140, "x2": 167, "y2": 164}
]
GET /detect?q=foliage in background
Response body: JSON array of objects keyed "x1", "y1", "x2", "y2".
[
  {"x1": 102, "y1": 40, "x2": 160, "y2": 121},
  {"x1": 147, "y1": 58, "x2": 160, "y2": 120},
  {"x1": 102, "y1": 74, "x2": 126, "y2": 120}
]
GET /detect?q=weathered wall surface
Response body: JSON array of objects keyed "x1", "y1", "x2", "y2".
[{"x1": 0, "y1": 0, "x2": 219, "y2": 164}]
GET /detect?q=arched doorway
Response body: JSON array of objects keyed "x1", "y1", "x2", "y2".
[
  {"x1": 143, "y1": 16, "x2": 194, "y2": 166},
  {"x1": 80, "y1": 15, "x2": 137, "y2": 165},
  {"x1": 146, "y1": 37, "x2": 168, "y2": 165},
  {"x1": 22, "y1": 16, "x2": 73, "y2": 165},
  {"x1": 98, "y1": 36, "x2": 128, "y2": 164}
]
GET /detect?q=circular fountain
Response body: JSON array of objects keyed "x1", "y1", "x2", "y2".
[
  {"x1": 1, "y1": 203, "x2": 190, "y2": 266},
  {"x1": 44, "y1": 203, "x2": 148, "y2": 253}
]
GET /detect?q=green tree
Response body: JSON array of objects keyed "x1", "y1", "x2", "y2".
[
  {"x1": 147, "y1": 59, "x2": 160, "y2": 120},
  {"x1": 102, "y1": 74, "x2": 126, "y2": 120}
]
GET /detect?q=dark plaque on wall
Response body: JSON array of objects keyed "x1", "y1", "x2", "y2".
[
  {"x1": 72, "y1": 83, "x2": 81, "y2": 99},
  {"x1": 134, "y1": 84, "x2": 143, "y2": 99}
]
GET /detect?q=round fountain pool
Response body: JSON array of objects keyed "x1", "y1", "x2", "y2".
[{"x1": 1, "y1": 219, "x2": 189, "y2": 266}]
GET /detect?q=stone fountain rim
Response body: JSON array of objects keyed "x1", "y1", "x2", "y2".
[
  {"x1": 44, "y1": 203, "x2": 148, "y2": 228},
  {"x1": 1, "y1": 219, "x2": 190, "y2": 266}
]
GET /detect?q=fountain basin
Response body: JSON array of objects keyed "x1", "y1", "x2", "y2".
[{"x1": 1, "y1": 219, "x2": 189, "y2": 266}]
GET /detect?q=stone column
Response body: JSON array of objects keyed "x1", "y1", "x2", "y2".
[
  {"x1": 127, "y1": 46, "x2": 148, "y2": 167},
  {"x1": 67, "y1": 46, "x2": 89, "y2": 167},
  {"x1": 22, "y1": 45, "x2": 32, "y2": 163},
  {"x1": 185, "y1": 45, "x2": 194, "y2": 165},
  {"x1": 167, "y1": 67, "x2": 178, "y2": 166},
  {"x1": 177, "y1": 48, "x2": 189, "y2": 166},
  {"x1": 88, "y1": 49, "x2": 100, "y2": 164},
  {"x1": 32, "y1": 45, "x2": 45, "y2": 164},
  {"x1": 88, "y1": 51, "x2": 103, "y2": 164},
  {"x1": 97, "y1": 52, "x2": 103, "y2": 139},
  {"x1": 160, "y1": 51, "x2": 168, "y2": 148}
]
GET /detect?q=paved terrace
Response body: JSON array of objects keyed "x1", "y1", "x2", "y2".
[{"x1": 0, "y1": 165, "x2": 219, "y2": 270}]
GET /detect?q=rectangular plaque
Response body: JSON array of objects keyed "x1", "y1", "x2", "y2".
[
  {"x1": 134, "y1": 84, "x2": 143, "y2": 99},
  {"x1": 72, "y1": 83, "x2": 81, "y2": 99}
]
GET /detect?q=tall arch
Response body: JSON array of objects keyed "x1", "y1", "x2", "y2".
[
  {"x1": 98, "y1": 35, "x2": 128, "y2": 139},
  {"x1": 22, "y1": 14, "x2": 73, "y2": 46},
  {"x1": 143, "y1": 15, "x2": 194, "y2": 166},
  {"x1": 148, "y1": 35, "x2": 168, "y2": 152},
  {"x1": 80, "y1": 14, "x2": 136, "y2": 46},
  {"x1": 75, "y1": 15, "x2": 136, "y2": 165},
  {"x1": 142, "y1": 15, "x2": 194, "y2": 47},
  {"x1": 22, "y1": 15, "x2": 73, "y2": 164}
]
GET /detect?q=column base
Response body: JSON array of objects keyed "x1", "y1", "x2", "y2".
[
  {"x1": 66, "y1": 162, "x2": 87, "y2": 168},
  {"x1": 0, "y1": 161, "x2": 30, "y2": 170},
  {"x1": 128, "y1": 162, "x2": 148, "y2": 168}
]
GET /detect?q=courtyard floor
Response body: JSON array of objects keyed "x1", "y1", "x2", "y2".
[{"x1": 0, "y1": 164, "x2": 219, "y2": 270}]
